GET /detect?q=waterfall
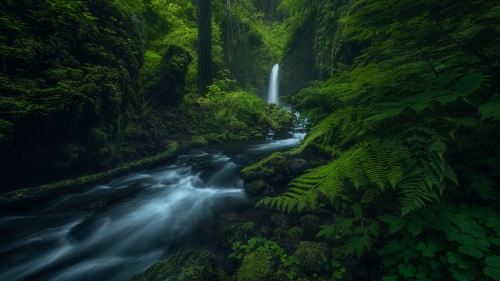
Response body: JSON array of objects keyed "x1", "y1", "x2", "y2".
[{"x1": 268, "y1": 64, "x2": 279, "y2": 105}]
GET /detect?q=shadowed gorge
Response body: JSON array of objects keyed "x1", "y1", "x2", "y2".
[{"x1": 1, "y1": 0, "x2": 500, "y2": 281}]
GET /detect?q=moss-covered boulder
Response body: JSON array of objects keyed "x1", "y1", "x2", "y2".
[
  {"x1": 295, "y1": 241, "x2": 331, "y2": 274},
  {"x1": 221, "y1": 220, "x2": 258, "y2": 248},
  {"x1": 236, "y1": 251, "x2": 273, "y2": 281},
  {"x1": 130, "y1": 249, "x2": 227, "y2": 281},
  {"x1": 300, "y1": 215, "x2": 321, "y2": 240},
  {"x1": 240, "y1": 152, "x2": 289, "y2": 185},
  {"x1": 271, "y1": 213, "x2": 292, "y2": 230},
  {"x1": 144, "y1": 44, "x2": 193, "y2": 106},
  {"x1": 274, "y1": 226, "x2": 303, "y2": 254},
  {"x1": 190, "y1": 136, "x2": 208, "y2": 147},
  {"x1": 244, "y1": 180, "x2": 269, "y2": 195}
]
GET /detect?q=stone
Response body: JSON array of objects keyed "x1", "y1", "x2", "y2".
[
  {"x1": 129, "y1": 249, "x2": 227, "y2": 281},
  {"x1": 244, "y1": 180, "x2": 268, "y2": 195},
  {"x1": 288, "y1": 158, "x2": 308, "y2": 173},
  {"x1": 294, "y1": 241, "x2": 331, "y2": 274},
  {"x1": 271, "y1": 213, "x2": 292, "y2": 230},
  {"x1": 240, "y1": 152, "x2": 289, "y2": 185}
]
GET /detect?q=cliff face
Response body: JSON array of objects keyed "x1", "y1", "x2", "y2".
[{"x1": 0, "y1": 0, "x2": 146, "y2": 191}]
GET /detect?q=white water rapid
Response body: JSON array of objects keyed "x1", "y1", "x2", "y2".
[{"x1": 268, "y1": 64, "x2": 279, "y2": 105}]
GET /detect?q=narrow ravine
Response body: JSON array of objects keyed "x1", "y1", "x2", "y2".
[{"x1": 0, "y1": 134, "x2": 304, "y2": 281}]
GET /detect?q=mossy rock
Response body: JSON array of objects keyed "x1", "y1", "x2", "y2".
[
  {"x1": 221, "y1": 220, "x2": 257, "y2": 248},
  {"x1": 271, "y1": 213, "x2": 292, "y2": 230},
  {"x1": 130, "y1": 249, "x2": 226, "y2": 281},
  {"x1": 295, "y1": 241, "x2": 331, "y2": 274},
  {"x1": 240, "y1": 152, "x2": 289, "y2": 185},
  {"x1": 244, "y1": 180, "x2": 268, "y2": 195},
  {"x1": 144, "y1": 44, "x2": 193, "y2": 106},
  {"x1": 274, "y1": 226, "x2": 303, "y2": 254},
  {"x1": 236, "y1": 251, "x2": 272, "y2": 281},
  {"x1": 300, "y1": 215, "x2": 321, "y2": 240},
  {"x1": 190, "y1": 136, "x2": 208, "y2": 146}
]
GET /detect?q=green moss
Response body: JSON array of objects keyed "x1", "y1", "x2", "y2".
[
  {"x1": 236, "y1": 251, "x2": 272, "y2": 281},
  {"x1": 130, "y1": 249, "x2": 225, "y2": 281},
  {"x1": 271, "y1": 213, "x2": 292, "y2": 230},
  {"x1": 221, "y1": 220, "x2": 257, "y2": 248},
  {"x1": 244, "y1": 180, "x2": 268, "y2": 195},
  {"x1": 295, "y1": 242, "x2": 331, "y2": 274},
  {"x1": 190, "y1": 136, "x2": 208, "y2": 146},
  {"x1": 241, "y1": 152, "x2": 289, "y2": 184}
]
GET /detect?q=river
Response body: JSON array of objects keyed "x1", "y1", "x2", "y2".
[{"x1": 0, "y1": 133, "x2": 306, "y2": 281}]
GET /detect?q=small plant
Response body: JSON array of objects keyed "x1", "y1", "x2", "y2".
[
  {"x1": 331, "y1": 260, "x2": 346, "y2": 280},
  {"x1": 229, "y1": 237, "x2": 301, "y2": 279}
]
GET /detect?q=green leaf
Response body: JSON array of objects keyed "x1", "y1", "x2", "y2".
[
  {"x1": 458, "y1": 245, "x2": 483, "y2": 259},
  {"x1": 436, "y1": 69, "x2": 457, "y2": 88},
  {"x1": 366, "y1": 108, "x2": 404, "y2": 121},
  {"x1": 353, "y1": 203, "x2": 363, "y2": 218},
  {"x1": 407, "y1": 222, "x2": 422, "y2": 237},
  {"x1": 478, "y1": 96, "x2": 500, "y2": 121},
  {"x1": 434, "y1": 95, "x2": 457, "y2": 105},
  {"x1": 398, "y1": 263, "x2": 417, "y2": 277},
  {"x1": 361, "y1": 234, "x2": 372, "y2": 250},
  {"x1": 370, "y1": 221, "x2": 380, "y2": 238},
  {"x1": 342, "y1": 219, "x2": 353, "y2": 232},
  {"x1": 409, "y1": 102, "x2": 432, "y2": 113},
  {"x1": 455, "y1": 73, "x2": 482, "y2": 96},
  {"x1": 474, "y1": 239, "x2": 490, "y2": 251},
  {"x1": 484, "y1": 267, "x2": 500, "y2": 281},
  {"x1": 456, "y1": 234, "x2": 474, "y2": 245},
  {"x1": 379, "y1": 102, "x2": 410, "y2": 107},
  {"x1": 486, "y1": 217, "x2": 500, "y2": 228},
  {"x1": 485, "y1": 256, "x2": 500, "y2": 268}
]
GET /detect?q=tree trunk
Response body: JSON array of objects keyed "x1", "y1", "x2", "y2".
[
  {"x1": 196, "y1": 0, "x2": 213, "y2": 95},
  {"x1": 225, "y1": 0, "x2": 235, "y2": 89}
]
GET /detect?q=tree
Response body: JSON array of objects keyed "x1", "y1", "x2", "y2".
[{"x1": 196, "y1": 0, "x2": 213, "y2": 95}]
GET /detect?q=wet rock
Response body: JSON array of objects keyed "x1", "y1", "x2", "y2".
[
  {"x1": 288, "y1": 158, "x2": 308, "y2": 174},
  {"x1": 295, "y1": 241, "x2": 331, "y2": 274},
  {"x1": 271, "y1": 213, "x2": 291, "y2": 230},
  {"x1": 129, "y1": 249, "x2": 227, "y2": 281},
  {"x1": 240, "y1": 152, "x2": 289, "y2": 186},
  {"x1": 244, "y1": 180, "x2": 269, "y2": 195},
  {"x1": 300, "y1": 215, "x2": 321, "y2": 240}
]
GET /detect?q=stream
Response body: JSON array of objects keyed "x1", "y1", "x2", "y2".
[{"x1": 0, "y1": 132, "x2": 306, "y2": 281}]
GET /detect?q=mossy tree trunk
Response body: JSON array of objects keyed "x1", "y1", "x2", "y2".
[
  {"x1": 225, "y1": 0, "x2": 235, "y2": 89},
  {"x1": 196, "y1": 0, "x2": 213, "y2": 95}
]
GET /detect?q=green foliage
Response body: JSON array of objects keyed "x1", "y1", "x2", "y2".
[
  {"x1": 262, "y1": 1, "x2": 500, "y2": 280},
  {"x1": 229, "y1": 237, "x2": 301, "y2": 280},
  {"x1": 0, "y1": 0, "x2": 147, "y2": 187}
]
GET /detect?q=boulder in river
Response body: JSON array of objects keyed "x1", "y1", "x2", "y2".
[
  {"x1": 240, "y1": 152, "x2": 289, "y2": 186},
  {"x1": 129, "y1": 249, "x2": 227, "y2": 281},
  {"x1": 243, "y1": 180, "x2": 269, "y2": 195}
]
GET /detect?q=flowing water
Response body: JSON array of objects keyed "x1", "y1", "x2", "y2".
[
  {"x1": 0, "y1": 135, "x2": 304, "y2": 281},
  {"x1": 268, "y1": 64, "x2": 279, "y2": 105}
]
